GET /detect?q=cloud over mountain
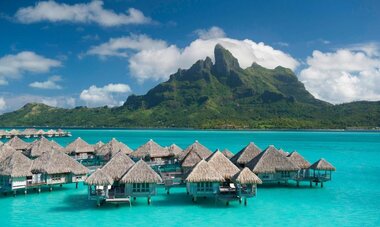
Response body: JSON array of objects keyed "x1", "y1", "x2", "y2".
[{"x1": 80, "y1": 83, "x2": 132, "y2": 107}]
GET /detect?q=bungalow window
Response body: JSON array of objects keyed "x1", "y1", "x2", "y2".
[
  {"x1": 51, "y1": 174, "x2": 62, "y2": 181},
  {"x1": 281, "y1": 171, "x2": 290, "y2": 178},
  {"x1": 196, "y1": 182, "x2": 213, "y2": 192},
  {"x1": 132, "y1": 183, "x2": 149, "y2": 192}
]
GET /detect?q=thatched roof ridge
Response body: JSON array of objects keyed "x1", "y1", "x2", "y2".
[
  {"x1": 97, "y1": 138, "x2": 133, "y2": 156},
  {"x1": 287, "y1": 151, "x2": 311, "y2": 169},
  {"x1": 0, "y1": 151, "x2": 32, "y2": 177},
  {"x1": 93, "y1": 141, "x2": 105, "y2": 150},
  {"x1": 207, "y1": 150, "x2": 240, "y2": 179},
  {"x1": 0, "y1": 144, "x2": 17, "y2": 162},
  {"x1": 65, "y1": 137, "x2": 94, "y2": 154},
  {"x1": 23, "y1": 128, "x2": 37, "y2": 135},
  {"x1": 221, "y1": 149, "x2": 234, "y2": 159},
  {"x1": 5, "y1": 136, "x2": 29, "y2": 150},
  {"x1": 230, "y1": 142, "x2": 261, "y2": 165},
  {"x1": 168, "y1": 144, "x2": 182, "y2": 157},
  {"x1": 36, "y1": 129, "x2": 45, "y2": 135},
  {"x1": 101, "y1": 152, "x2": 135, "y2": 181},
  {"x1": 247, "y1": 145, "x2": 300, "y2": 174},
  {"x1": 232, "y1": 167, "x2": 262, "y2": 184},
  {"x1": 186, "y1": 160, "x2": 225, "y2": 183},
  {"x1": 50, "y1": 140, "x2": 65, "y2": 152},
  {"x1": 85, "y1": 169, "x2": 114, "y2": 185},
  {"x1": 32, "y1": 149, "x2": 89, "y2": 175},
  {"x1": 120, "y1": 160, "x2": 162, "y2": 183},
  {"x1": 9, "y1": 129, "x2": 20, "y2": 135},
  {"x1": 309, "y1": 158, "x2": 336, "y2": 171},
  {"x1": 131, "y1": 139, "x2": 171, "y2": 158},
  {"x1": 25, "y1": 137, "x2": 58, "y2": 158},
  {"x1": 179, "y1": 140, "x2": 212, "y2": 161},
  {"x1": 278, "y1": 149, "x2": 290, "y2": 156},
  {"x1": 181, "y1": 148, "x2": 203, "y2": 168}
]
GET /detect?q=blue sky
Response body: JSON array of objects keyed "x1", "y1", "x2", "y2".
[{"x1": 0, "y1": 0, "x2": 379, "y2": 113}]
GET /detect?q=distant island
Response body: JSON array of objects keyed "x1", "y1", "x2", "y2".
[{"x1": 0, "y1": 44, "x2": 379, "y2": 129}]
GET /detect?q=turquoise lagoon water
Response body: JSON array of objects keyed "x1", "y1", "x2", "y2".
[{"x1": 1, "y1": 130, "x2": 380, "y2": 226}]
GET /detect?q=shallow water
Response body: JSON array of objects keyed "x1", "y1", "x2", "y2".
[{"x1": 1, "y1": 130, "x2": 380, "y2": 226}]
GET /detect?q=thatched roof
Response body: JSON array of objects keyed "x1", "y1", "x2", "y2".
[
  {"x1": 287, "y1": 151, "x2": 311, "y2": 169},
  {"x1": 168, "y1": 144, "x2": 183, "y2": 157},
  {"x1": 65, "y1": 137, "x2": 94, "y2": 154},
  {"x1": 0, "y1": 141, "x2": 3, "y2": 146},
  {"x1": 232, "y1": 167, "x2": 262, "y2": 184},
  {"x1": 85, "y1": 169, "x2": 114, "y2": 185},
  {"x1": 131, "y1": 139, "x2": 171, "y2": 158},
  {"x1": 207, "y1": 150, "x2": 240, "y2": 179},
  {"x1": 247, "y1": 145, "x2": 300, "y2": 174},
  {"x1": 309, "y1": 158, "x2": 336, "y2": 171},
  {"x1": 0, "y1": 151, "x2": 32, "y2": 177},
  {"x1": 0, "y1": 144, "x2": 17, "y2": 162},
  {"x1": 0, "y1": 130, "x2": 6, "y2": 136},
  {"x1": 32, "y1": 149, "x2": 89, "y2": 175},
  {"x1": 221, "y1": 149, "x2": 234, "y2": 159},
  {"x1": 120, "y1": 160, "x2": 162, "y2": 184},
  {"x1": 36, "y1": 129, "x2": 45, "y2": 135},
  {"x1": 186, "y1": 160, "x2": 225, "y2": 183},
  {"x1": 22, "y1": 128, "x2": 37, "y2": 135},
  {"x1": 179, "y1": 140, "x2": 212, "y2": 161},
  {"x1": 93, "y1": 141, "x2": 105, "y2": 150},
  {"x1": 9, "y1": 129, "x2": 20, "y2": 135},
  {"x1": 50, "y1": 140, "x2": 65, "y2": 152},
  {"x1": 230, "y1": 142, "x2": 261, "y2": 165},
  {"x1": 5, "y1": 136, "x2": 30, "y2": 150},
  {"x1": 181, "y1": 148, "x2": 203, "y2": 168},
  {"x1": 46, "y1": 129, "x2": 56, "y2": 135},
  {"x1": 96, "y1": 138, "x2": 133, "y2": 157},
  {"x1": 25, "y1": 137, "x2": 59, "y2": 158},
  {"x1": 101, "y1": 152, "x2": 135, "y2": 181},
  {"x1": 278, "y1": 149, "x2": 290, "y2": 156}
]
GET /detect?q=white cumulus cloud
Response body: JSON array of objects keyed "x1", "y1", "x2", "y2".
[
  {"x1": 15, "y1": 0, "x2": 152, "y2": 27},
  {"x1": 0, "y1": 97, "x2": 6, "y2": 112},
  {"x1": 29, "y1": 75, "x2": 62, "y2": 89},
  {"x1": 86, "y1": 27, "x2": 299, "y2": 83},
  {"x1": 299, "y1": 43, "x2": 380, "y2": 104},
  {"x1": 195, "y1": 26, "x2": 226, "y2": 40},
  {"x1": 0, "y1": 51, "x2": 61, "y2": 85},
  {"x1": 80, "y1": 83, "x2": 131, "y2": 107}
]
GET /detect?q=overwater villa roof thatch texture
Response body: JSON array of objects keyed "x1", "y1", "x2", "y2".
[
  {"x1": 232, "y1": 167, "x2": 262, "y2": 184},
  {"x1": 0, "y1": 144, "x2": 17, "y2": 162},
  {"x1": 221, "y1": 149, "x2": 234, "y2": 159},
  {"x1": 22, "y1": 128, "x2": 37, "y2": 135},
  {"x1": 46, "y1": 129, "x2": 56, "y2": 136},
  {"x1": 36, "y1": 129, "x2": 45, "y2": 135},
  {"x1": 186, "y1": 160, "x2": 225, "y2": 183},
  {"x1": 120, "y1": 160, "x2": 162, "y2": 184},
  {"x1": 101, "y1": 152, "x2": 135, "y2": 181},
  {"x1": 168, "y1": 144, "x2": 183, "y2": 157},
  {"x1": 131, "y1": 139, "x2": 171, "y2": 158},
  {"x1": 96, "y1": 138, "x2": 133, "y2": 157},
  {"x1": 247, "y1": 145, "x2": 300, "y2": 174},
  {"x1": 179, "y1": 140, "x2": 212, "y2": 161},
  {"x1": 65, "y1": 137, "x2": 95, "y2": 154},
  {"x1": 32, "y1": 149, "x2": 89, "y2": 175},
  {"x1": 0, "y1": 151, "x2": 32, "y2": 177},
  {"x1": 93, "y1": 141, "x2": 105, "y2": 150},
  {"x1": 181, "y1": 148, "x2": 203, "y2": 168},
  {"x1": 25, "y1": 137, "x2": 61, "y2": 158},
  {"x1": 230, "y1": 142, "x2": 261, "y2": 165},
  {"x1": 9, "y1": 129, "x2": 20, "y2": 135},
  {"x1": 85, "y1": 169, "x2": 114, "y2": 185},
  {"x1": 207, "y1": 150, "x2": 240, "y2": 179},
  {"x1": 287, "y1": 151, "x2": 311, "y2": 169},
  {"x1": 309, "y1": 158, "x2": 336, "y2": 171},
  {"x1": 5, "y1": 136, "x2": 30, "y2": 150},
  {"x1": 278, "y1": 149, "x2": 290, "y2": 156},
  {"x1": 50, "y1": 140, "x2": 65, "y2": 152}
]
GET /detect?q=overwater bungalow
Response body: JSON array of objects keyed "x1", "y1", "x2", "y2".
[
  {"x1": 46, "y1": 129, "x2": 56, "y2": 138},
  {"x1": 31, "y1": 149, "x2": 89, "y2": 189},
  {"x1": 65, "y1": 137, "x2": 96, "y2": 163},
  {"x1": 131, "y1": 139, "x2": 172, "y2": 164},
  {"x1": 120, "y1": 160, "x2": 162, "y2": 204},
  {"x1": 308, "y1": 158, "x2": 336, "y2": 187},
  {"x1": 230, "y1": 142, "x2": 261, "y2": 168},
  {"x1": 179, "y1": 140, "x2": 212, "y2": 161},
  {"x1": 0, "y1": 144, "x2": 18, "y2": 162},
  {"x1": 221, "y1": 149, "x2": 234, "y2": 159},
  {"x1": 22, "y1": 128, "x2": 37, "y2": 138},
  {"x1": 287, "y1": 151, "x2": 311, "y2": 185},
  {"x1": 0, "y1": 130, "x2": 6, "y2": 139},
  {"x1": 181, "y1": 148, "x2": 203, "y2": 172},
  {"x1": 246, "y1": 145, "x2": 300, "y2": 183},
  {"x1": 168, "y1": 144, "x2": 183, "y2": 159},
  {"x1": 185, "y1": 160, "x2": 225, "y2": 202},
  {"x1": 24, "y1": 137, "x2": 64, "y2": 159},
  {"x1": 5, "y1": 136, "x2": 30, "y2": 151},
  {"x1": 96, "y1": 138, "x2": 133, "y2": 163},
  {"x1": 231, "y1": 167, "x2": 262, "y2": 205},
  {"x1": 86, "y1": 169, "x2": 114, "y2": 206},
  {"x1": 93, "y1": 141, "x2": 105, "y2": 151},
  {"x1": 0, "y1": 151, "x2": 33, "y2": 194}
]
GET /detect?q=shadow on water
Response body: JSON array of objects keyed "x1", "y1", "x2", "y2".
[
  {"x1": 258, "y1": 183, "x2": 324, "y2": 189},
  {"x1": 0, "y1": 186, "x2": 71, "y2": 199}
]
